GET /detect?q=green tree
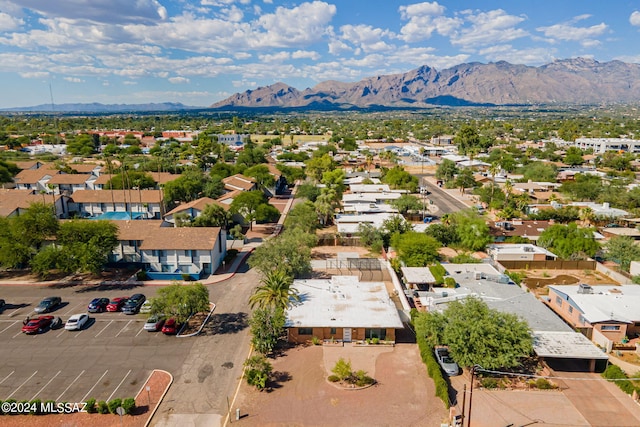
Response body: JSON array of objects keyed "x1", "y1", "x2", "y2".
[
  {"x1": 56, "y1": 220, "x2": 119, "y2": 274},
  {"x1": 249, "y1": 307, "x2": 285, "y2": 355},
  {"x1": 454, "y1": 168, "x2": 477, "y2": 192},
  {"x1": 230, "y1": 190, "x2": 267, "y2": 230},
  {"x1": 305, "y1": 153, "x2": 334, "y2": 182},
  {"x1": 435, "y1": 159, "x2": 458, "y2": 183},
  {"x1": 559, "y1": 174, "x2": 603, "y2": 201},
  {"x1": 151, "y1": 282, "x2": 210, "y2": 324},
  {"x1": 295, "y1": 182, "x2": 321, "y2": 202},
  {"x1": 450, "y1": 210, "x2": 492, "y2": 252},
  {"x1": 249, "y1": 269, "x2": 299, "y2": 310},
  {"x1": 248, "y1": 228, "x2": 316, "y2": 278},
  {"x1": 244, "y1": 164, "x2": 275, "y2": 190},
  {"x1": 284, "y1": 201, "x2": 319, "y2": 233},
  {"x1": 244, "y1": 355, "x2": 273, "y2": 390},
  {"x1": 382, "y1": 166, "x2": 418, "y2": 192},
  {"x1": 66, "y1": 134, "x2": 96, "y2": 156},
  {"x1": 255, "y1": 203, "x2": 280, "y2": 223},
  {"x1": 521, "y1": 162, "x2": 558, "y2": 183},
  {"x1": 390, "y1": 232, "x2": 440, "y2": 266},
  {"x1": 0, "y1": 160, "x2": 20, "y2": 184},
  {"x1": 605, "y1": 236, "x2": 640, "y2": 272},
  {"x1": 538, "y1": 223, "x2": 599, "y2": 259},
  {"x1": 390, "y1": 194, "x2": 423, "y2": 215},
  {"x1": 192, "y1": 204, "x2": 231, "y2": 228},
  {"x1": 563, "y1": 147, "x2": 584, "y2": 166},
  {"x1": 106, "y1": 171, "x2": 155, "y2": 190},
  {"x1": 442, "y1": 297, "x2": 533, "y2": 369}
]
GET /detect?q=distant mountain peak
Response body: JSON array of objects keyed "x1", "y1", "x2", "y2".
[{"x1": 212, "y1": 58, "x2": 640, "y2": 109}]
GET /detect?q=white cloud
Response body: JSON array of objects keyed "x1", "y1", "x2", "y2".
[
  {"x1": 232, "y1": 79, "x2": 257, "y2": 87},
  {"x1": 63, "y1": 76, "x2": 84, "y2": 83},
  {"x1": 292, "y1": 50, "x2": 320, "y2": 60},
  {"x1": 630, "y1": 11, "x2": 640, "y2": 27},
  {"x1": 201, "y1": 0, "x2": 250, "y2": 6},
  {"x1": 479, "y1": 44, "x2": 555, "y2": 65},
  {"x1": 258, "y1": 51, "x2": 290, "y2": 62},
  {"x1": 398, "y1": 1, "x2": 461, "y2": 42},
  {"x1": 122, "y1": 81, "x2": 137, "y2": 85},
  {"x1": 168, "y1": 76, "x2": 190, "y2": 84},
  {"x1": 536, "y1": 15, "x2": 608, "y2": 47},
  {"x1": 219, "y1": 5, "x2": 244, "y2": 22},
  {"x1": 452, "y1": 9, "x2": 528, "y2": 48},
  {"x1": 328, "y1": 39, "x2": 352, "y2": 55},
  {"x1": 339, "y1": 24, "x2": 393, "y2": 53},
  {"x1": 0, "y1": 12, "x2": 24, "y2": 31},
  {"x1": 11, "y1": 0, "x2": 167, "y2": 24},
  {"x1": 19, "y1": 71, "x2": 49, "y2": 78},
  {"x1": 254, "y1": 1, "x2": 336, "y2": 47}
]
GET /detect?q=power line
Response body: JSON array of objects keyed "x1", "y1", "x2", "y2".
[{"x1": 476, "y1": 366, "x2": 640, "y2": 382}]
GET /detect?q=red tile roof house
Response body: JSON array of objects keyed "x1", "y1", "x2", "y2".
[
  {"x1": 108, "y1": 220, "x2": 226, "y2": 280},
  {"x1": 69, "y1": 189, "x2": 164, "y2": 219}
]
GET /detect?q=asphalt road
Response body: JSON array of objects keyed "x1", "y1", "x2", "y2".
[
  {"x1": 416, "y1": 174, "x2": 470, "y2": 217},
  {"x1": 0, "y1": 283, "x2": 193, "y2": 405}
]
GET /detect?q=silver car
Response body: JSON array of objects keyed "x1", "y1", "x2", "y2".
[{"x1": 435, "y1": 346, "x2": 460, "y2": 376}]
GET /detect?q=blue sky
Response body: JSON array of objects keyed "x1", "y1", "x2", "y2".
[{"x1": 0, "y1": 0, "x2": 639, "y2": 108}]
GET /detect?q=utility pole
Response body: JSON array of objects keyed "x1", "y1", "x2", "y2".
[{"x1": 467, "y1": 366, "x2": 477, "y2": 427}]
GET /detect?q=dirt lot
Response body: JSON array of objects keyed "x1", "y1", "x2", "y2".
[{"x1": 520, "y1": 269, "x2": 615, "y2": 296}]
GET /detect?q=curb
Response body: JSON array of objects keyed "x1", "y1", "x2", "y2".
[
  {"x1": 142, "y1": 369, "x2": 173, "y2": 427},
  {"x1": 177, "y1": 302, "x2": 216, "y2": 338}
]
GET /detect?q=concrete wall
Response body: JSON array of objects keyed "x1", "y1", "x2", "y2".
[
  {"x1": 595, "y1": 261, "x2": 631, "y2": 284},
  {"x1": 288, "y1": 327, "x2": 396, "y2": 343}
]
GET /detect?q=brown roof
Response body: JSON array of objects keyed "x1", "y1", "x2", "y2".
[
  {"x1": 14, "y1": 168, "x2": 58, "y2": 184},
  {"x1": 149, "y1": 172, "x2": 179, "y2": 185},
  {"x1": 265, "y1": 163, "x2": 282, "y2": 178},
  {"x1": 108, "y1": 220, "x2": 165, "y2": 240},
  {"x1": 0, "y1": 189, "x2": 58, "y2": 217},
  {"x1": 165, "y1": 197, "x2": 217, "y2": 216},
  {"x1": 489, "y1": 220, "x2": 553, "y2": 239},
  {"x1": 216, "y1": 189, "x2": 241, "y2": 205},
  {"x1": 14, "y1": 161, "x2": 41, "y2": 170},
  {"x1": 68, "y1": 163, "x2": 100, "y2": 174},
  {"x1": 70, "y1": 189, "x2": 163, "y2": 203},
  {"x1": 139, "y1": 226, "x2": 221, "y2": 250},
  {"x1": 223, "y1": 174, "x2": 256, "y2": 191},
  {"x1": 48, "y1": 174, "x2": 93, "y2": 185},
  {"x1": 93, "y1": 174, "x2": 114, "y2": 185}
]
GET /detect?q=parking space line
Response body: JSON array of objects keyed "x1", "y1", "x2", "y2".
[
  {"x1": 81, "y1": 370, "x2": 108, "y2": 403},
  {"x1": 115, "y1": 320, "x2": 132, "y2": 337},
  {"x1": 6, "y1": 370, "x2": 38, "y2": 400},
  {"x1": 12, "y1": 330, "x2": 24, "y2": 339},
  {"x1": 106, "y1": 370, "x2": 131, "y2": 402},
  {"x1": 63, "y1": 303, "x2": 85, "y2": 316},
  {"x1": 0, "y1": 371, "x2": 14, "y2": 385},
  {"x1": 30, "y1": 370, "x2": 61, "y2": 401},
  {"x1": 94, "y1": 320, "x2": 113, "y2": 338},
  {"x1": 0, "y1": 320, "x2": 18, "y2": 334},
  {"x1": 56, "y1": 370, "x2": 85, "y2": 402},
  {"x1": 135, "y1": 326, "x2": 145, "y2": 337},
  {"x1": 56, "y1": 329, "x2": 66, "y2": 338}
]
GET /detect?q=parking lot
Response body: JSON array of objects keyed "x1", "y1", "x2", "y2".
[{"x1": 0, "y1": 284, "x2": 197, "y2": 405}]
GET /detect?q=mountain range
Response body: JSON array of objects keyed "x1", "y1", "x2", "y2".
[
  {"x1": 211, "y1": 58, "x2": 640, "y2": 109},
  {"x1": 0, "y1": 102, "x2": 197, "y2": 113}
]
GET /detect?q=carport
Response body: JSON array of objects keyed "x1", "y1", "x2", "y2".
[{"x1": 533, "y1": 331, "x2": 609, "y2": 372}]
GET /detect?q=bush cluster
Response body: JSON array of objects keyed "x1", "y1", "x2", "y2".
[
  {"x1": 429, "y1": 263, "x2": 447, "y2": 285},
  {"x1": 0, "y1": 397, "x2": 135, "y2": 416},
  {"x1": 602, "y1": 364, "x2": 640, "y2": 396}
]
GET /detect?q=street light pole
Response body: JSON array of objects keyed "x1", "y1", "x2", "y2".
[{"x1": 467, "y1": 366, "x2": 477, "y2": 427}]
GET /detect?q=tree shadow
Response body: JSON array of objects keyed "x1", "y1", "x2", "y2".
[
  {"x1": 72, "y1": 283, "x2": 144, "y2": 293},
  {"x1": 266, "y1": 371, "x2": 292, "y2": 391},
  {"x1": 203, "y1": 312, "x2": 248, "y2": 335}
]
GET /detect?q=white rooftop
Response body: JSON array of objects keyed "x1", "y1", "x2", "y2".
[
  {"x1": 487, "y1": 243, "x2": 557, "y2": 258},
  {"x1": 335, "y1": 212, "x2": 400, "y2": 234},
  {"x1": 532, "y1": 331, "x2": 608, "y2": 360},
  {"x1": 401, "y1": 267, "x2": 436, "y2": 284},
  {"x1": 285, "y1": 276, "x2": 403, "y2": 329},
  {"x1": 569, "y1": 202, "x2": 629, "y2": 218},
  {"x1": 349, "y1": 184, "x2": 391, "y2": 193},
  {"x1": 549, "y1": 284, "x2": 640, "y2": 323}
]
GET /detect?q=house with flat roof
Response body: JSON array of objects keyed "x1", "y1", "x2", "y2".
[
  {"x1": 285, "y1": 276, "x2": 403, "y2": 344},
  {"x1": 546, "y1": 284, "x2": 640, "y2": 348},
  {"x1": 487, "y1": 243, "x2": 557, "y2": 262}
]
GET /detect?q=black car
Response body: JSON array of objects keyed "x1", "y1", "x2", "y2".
[
  {"x1": 87, "y1": 297, "x2": 110, "y2": 313},
  {"x1": 0, "y1": 299, "x2": 5, "y2": 312},
  {"x1": 122, "y1": 294, "x2": 146, "y2": 314},
  {"x1": 34, "y1": 296, "x2": 62, "y2": 314}
]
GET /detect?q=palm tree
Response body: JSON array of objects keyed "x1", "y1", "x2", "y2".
[
  {"x1": 249, "y1": 270, "x2": 299, "y2": 311},
  {"x1": 489, "y1": 161, "x2": 501, "y2": 202}
]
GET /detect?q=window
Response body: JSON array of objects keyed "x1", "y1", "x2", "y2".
[
  {"x1": 578, "y1": 315, "x2": 586, "y2": 325},
  {"x1": 298, "y1": 328, "x2": 313, "y2": 335},
  {"x1": 568, "y1": 306, "x2": 573, "y2": 314},
  {"x1": 365, "y1": 328, "x2": 386, "y2": 340},
  {"x1": 601, "y1": 325, "x2": 621, "y2": 331},
  {"x1": 330, "y1": 328, "x2": 337, "y2": 335},
  {"x1": 555, "y1": 296, "x2": 563, "y2": 307}
]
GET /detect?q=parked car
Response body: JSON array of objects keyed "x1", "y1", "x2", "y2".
[
  {"x1": 65, "y1": 313, "x2": 89, "y2": 331},
  {"x1": 50, "y1": 316, "x2": 63, "y2": 329},
  {"x1": 435, "y1": 346, "x2": 459, "y2": 376},
  {"x1": 87, "y1": 297, "x2": 110, "y2": 313},
  {"x1": 161, "y1": 318, "x2": 180, "y2": 335},
  {"x1": 139, "y1": 300, "x2": 152, "y2": 314},
  {"x1": 106, "y1": 297, "x2": 128, "y2": 312},
  {"x1": 144, "y1": 315, "x2": 165, "y2": 332},
  {"x1": 0, "y1": 299, "x2": 5, "y2": 313},
  {"x1": 122, "y1": 294, "x2": 146, "y2": 315},
  {"x1": 34, "y1": 296, "x2": 62, "y2": 314},
  {"x1": 21, "y1": 315, "x2": 55, "y2": 334}
]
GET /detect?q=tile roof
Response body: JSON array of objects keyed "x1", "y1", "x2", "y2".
[
  {"x1": 14, "y1": 168, "x2": 58, "y2": 184},
  {"x1": 222, "y1": 174, "x2": 256, "y2": 191},
  {"x1": 67, "y1": 163, "x2": 101, "y2": 173},
  {"x1": 165, "y1": 197, "x2": 217, "y2": 216},
  {"x1": 0, "y1": 189, "x2": 57, "y2": 216},
  {"x1": 148, "y1": 172, "x2": 179, "y2": 185},
  {"x1": 48, "y1": 174, "x2": 93, "y2": 185},
  {"x1": 139, "y1": 226, "x2": 221, "y2": 250},
  {"x1": 70, "y1": 189, "x2": 163, "y2": 203}
]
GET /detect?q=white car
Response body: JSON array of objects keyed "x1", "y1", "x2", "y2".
[
  {"x1": 139, "y1": 300, "x2": 152, "y2": 314},
  {"x1": 65, "y1": 313, "x2": 89, "y2": 331}
]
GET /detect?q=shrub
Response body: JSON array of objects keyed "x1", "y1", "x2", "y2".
[
  {"x1": 429, "y1": 263, "x2": 447, "y2": 285},
  {"x1": 602, "y1": 364, "x2": 637, "y2": 395},
  {"x1": 371, "y1": 337, "x2": 379, "y2": 345},
  {"x1": 136, "y1": 270, "x2": 148, "y2": 281},
  {"x1": 328, "y1": 375, "x2": 340, "y2": 382},
  {"x1": 444, "y1": 277, "x2": 456, "y2": 288},
  {"x1": 481, "y1": 378, "x2": 499, "y2": 389},
  {"x1": 224, "y1": 249, "x2": 239, "y2": 263},
  {"x1": 97, "y1": 400, "x2": 109, "y2": 414},
  {"x1": 121, "y1": 397, "x2": 136, "y2": 415},
  {"x1": 355, "y1": 370, "x2": 375, "y2": 387},
  {"x1": 311, "y1": 336, "x2": 321, "y2": 345},
  {"x1": 244, "y1": 355, "x2": 272, "y2": 390},
  {"x1": 29, "y1": 399, "x2": 41, "y2": 414},
  {"x1": 331, "y1": 358, "x2": 352, "y2": 381},
  {"x1": 107, "y1": 398, "x2": 122, "y2": 415},
  {"x1": 181, "y1": 273, "x2": 192, "y2": 282},
  {"x1": 85, "y1": 398, "x2": 97, "y2": 414},
  {"x1": 534, "y1": 378, "x2": 554, "y2": 389}
]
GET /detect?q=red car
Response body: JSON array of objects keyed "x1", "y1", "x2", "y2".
[
  {"x1": 161, "y1": 318, "x2": 180, "y2": 335},
  {"x1": 106, "y1": 297, "x2": 128, "y2": 312},
  {"x1": 22, "y1": 316, "x2": 55, "y2": 334}
]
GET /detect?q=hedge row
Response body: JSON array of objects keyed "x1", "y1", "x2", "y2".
[
  {"x1": 602, "y1": 364, "x2": 640, "y2": 396},
  {"x1": 0, "y1": 397, "x2": 136, "y2": 416}
]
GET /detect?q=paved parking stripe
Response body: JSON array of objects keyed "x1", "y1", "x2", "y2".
[
  {"x1": 56, "y1": 328, "x2": 66, "y2": 338},
  {"x1": 94, "y1": 319, "x2": 114, "y2": 338},
  {"x1": 0, "y1": 371, "x2": 14, "y2": 385},
  {"x1": 30, "y1": 370, "x2": 61, "y2": 401},
  {"x1": 81, "y1": 370, "x2": 108, "y2": 403},
  {"x1": 135, "y1": 325, "x2": 145, "y2": 337},
  {"x1": 115, "y1": 320, "x2": 132, "y2": 337},
  {"x1": 107, "y1": 369, "x2": 132, "y2": 402},
  {"x1": 12, "y1": 330, "x2": 24, "y2": 339},
  {"x1": 0, "y1": 320, "x2": 18, "y2": 334},
  {"x1": 6, "y1": 370, "x2": 38, "y2": 400},
  {"x1": 63, "y1": 302, "x2": 85, "y2": 316},
  {"x1": 56, "y1": 370, "x2": 85, "y2": 402}
]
